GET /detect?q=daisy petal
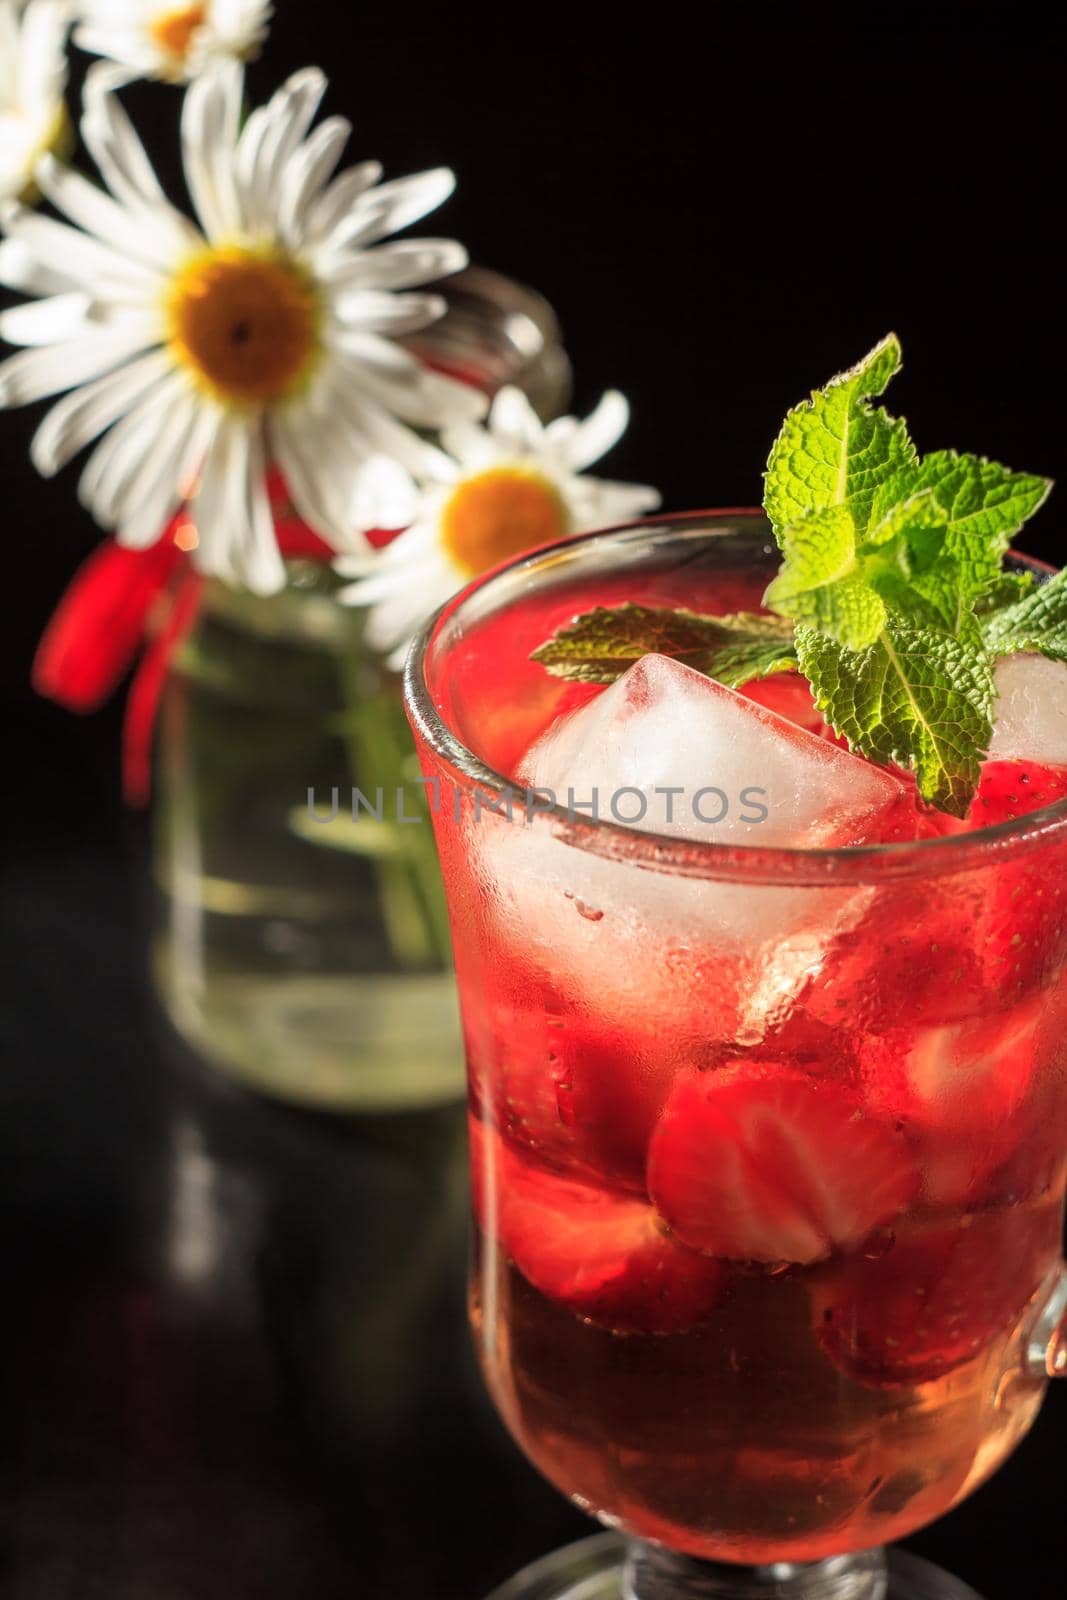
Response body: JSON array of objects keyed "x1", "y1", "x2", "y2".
[
  {"x1": 438, "y1": 419, "x2": 498, "y2": 470},
  {"x1": 568, "y1": 478, "x2": 662, "y2": 528},
  {"x1": 344, "y1": 167, "x2": 457, "y2": 248},
  {"x1": 0, "y1": 5, "x2": 20, "y2": 101},
  {"x1": 0, "y1": 293, "x2": 91, "y2": 347},
  {"x1": 0, "y1": 238, "x2": 73, "y2": 297},
  {"x1": 80, "y1": 373, "x2": 192, "y2": 526},
  {"x1": 116, "y1": 394, "x2": 203, "y2": 548},
  {"x1": 82, "y1": 63, "x2": 168, "y2": 210},
  {"x1": 192, "y1": 417, "x2": 283, "y2": 593},
  {"x1": 489, "y1": 385, "x2": 544, "y2": 451},
  {"x1": 2, "y1": 207, "x2": 161, "y2": 297},
  {"x1": 30, "y1": 347, "x2": 174, "y2": 475},
  {"x1": 553, "y1": 389, "x2": 630, "y2": 472},
  {"x1": 182, "y1": 61, "x2": 244, "y2": 243},
  {"x1": 34, "y1": 155, "x2": 191, "y2": 273},
  {"x1": 325, "y1": 239, "x2": 468, "y2": 293},
  {"x1": 238, "y1": 428, "x2": 287, "y2": 594},
  {"x1": 277, "y1": 115, "x2": 351, "y2": 248},
  {"x1": 269, "y1": 405, "x2": 351, "y2": 546},
  {"x1": 0, "y1": 322, "x2": 159, "y2": 407},
  {"x1": 348, "y1": 454, "x2": 422, "y2": 530},
  {"x1": 17, "y1": 0, "x2": 69, "y2": 109},
  {"x1": 334, "y1": 392, "x2": 457, "y2": 480},
  {"x1": 334, "y1": 290, "x2": 447, "y2": 336},
  {"x1": 236, "y1": 66, "x2": 326, "y2": 236},
  {"x1": 337, "y1": 333, "x2": 487, "y2": 425},
  {"x1": 304, "y1": 160, "x2": 384, "y2": 242},
  {"x1": 189, "y1": 420, "x2": 237, "y2": 578}
]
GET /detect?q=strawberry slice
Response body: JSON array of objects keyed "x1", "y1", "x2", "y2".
[
  {"x1": 814, "y1": 1201, "x2": 1061, "y2": 1386},
  {"x1": 466, "y1": 1001, "x2": 672, "y2": 1191},
  {"x1": 966, "y1": 758, "x2": 1067, "y2": 826},
  {"x1": 792, "y1": 877, "x2": 985, "y2": 1035},
  {"x1": 469, "y1": 1115, "x2": 727, "y2": 1334},
  {"x1": 860, "y1": 998, "x2": 1046, "y2": 1207},
  {"x1": 965, "y1": 761, "x2": 1067, "y2": 1002},
  {"x1": 647, "y1": 1066, "x2": 919, "y2": 1265},
  {"x1": 789, "y1": 761, "x2": 1067, "y2": 1037}
]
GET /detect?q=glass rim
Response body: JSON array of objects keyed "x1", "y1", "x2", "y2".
[{"x1": 403, "y1": 510, "x2": 1067, "y2": 886}]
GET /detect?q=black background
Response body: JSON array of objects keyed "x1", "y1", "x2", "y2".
[{"x1": 1, "y1": 4, "x2": 1065, "y2": 1596}]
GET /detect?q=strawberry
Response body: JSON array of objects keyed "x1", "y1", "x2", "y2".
[
  {"x1": 646, "y1": 1065, "x2": 919, "y2": 1265},
  {"x1": 964, "y1": 760, "x2": 1067, "y2": 1003},
  {"x1": 860, "y1": 998, "x2": 1047, "y2": 1207},
  {"x1": 813, "y1": 1201, "x2": 1061, "y2": 1387},
  {"x1": 466, "y1": 999, "x2": 672, "y2": 1191},
  {"x1": 469, "y1": 1115, "x2": 727, "y2": 1334},
  {"x1": 966, "y1": 759, "x2": 1067, "y2": 826},
  {"x1": 788, "y1": 761, "x2": 1067, "y2": 1038},
  {"x1": 791, "y1": 878, "x2": 985, "y2": 1036}
]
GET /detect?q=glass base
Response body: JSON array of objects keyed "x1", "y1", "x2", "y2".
[{"x1": 484, "y1": 1535, "x2": 985, "y2": 1600}]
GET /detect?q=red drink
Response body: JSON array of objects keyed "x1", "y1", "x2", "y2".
[{"x1": 407, "y1": 516, "x2": 1067, "y2": 1569}]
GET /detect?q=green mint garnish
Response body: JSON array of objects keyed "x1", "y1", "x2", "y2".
[
  {"x1": 532, "y1": 336, "x2": 1055, "y2": 818},
  {"x1": 795, "y1": 617, "x2": 996, "y2": 818},
  {"x1": 975, "y1": 571, "x2": 1037, "y2": 616},
  {"x1": 532, "y1": 605, "x2": 797, "y2": 688},
  {"x1": 983, "y1": 567, "x2": 1067, "y2": 662}
]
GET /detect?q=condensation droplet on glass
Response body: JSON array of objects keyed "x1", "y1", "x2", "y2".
[{"x1": 564, "y1": 890, "x2": 604, "y2": 922}]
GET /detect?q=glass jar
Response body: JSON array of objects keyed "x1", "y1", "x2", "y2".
[{"x1": 151, "y1": 268, "x2": 571, "y2": 1111}]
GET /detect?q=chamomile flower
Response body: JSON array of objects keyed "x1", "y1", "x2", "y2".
[
  {"x1": 0, "y1": 0, "x2": 71, "y2": 206},
  {"x1": 0, "y1": 63, "x2": 484, "y2": 593},
  {"x1": 73, "y1": 0, "x2": 270, "y2": 83},
  {"x1": 336, "y1": 386, "x2": 660, "y2": 666}
]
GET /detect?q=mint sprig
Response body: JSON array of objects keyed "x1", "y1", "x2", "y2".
[
  {"x1": 984, "y1": 568, "x2": 1067, "y2": 662},
  {"x1": 532, "y1": 604, "x2": 798, "y2": 688},
  {"x1": 531, "y1": 336, "x2": 1054, "y2": 818},
  {"x1": 796, "y1": 618, "x2": 997, "y2": 818}
]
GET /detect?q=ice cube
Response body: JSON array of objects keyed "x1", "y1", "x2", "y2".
[
  {"x1": 522, "y1": 654, "x2": 902, "y2": 847},
  {"x1": 989, "y1": 654, "x2": 1067, "y2": 765},
  {"x1": 470, "y1": 656, "x2": 903, "y2": 1038}
]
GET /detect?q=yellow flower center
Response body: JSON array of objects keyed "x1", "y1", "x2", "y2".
[
  {"x1": 441, "y1": 467, "x2": 570, "y2": 577},
  {"x1": 150, "y1": 4, "x2": 207, "y2": 65},
  {"x1": 166, "y1": 247, "x2": 321, "y2": 408}
]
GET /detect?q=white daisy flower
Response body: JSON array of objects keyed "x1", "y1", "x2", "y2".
[
  {"x1": 0, "y1": 0, "x2": 71, "y2": 206},
  {"x1": 336, "y1": 386, "x2": 660, "y2": 666},
  {"x1": 73, "y1": 0, "x2": 270, "y2": 83},
  {"x1": 0, "y1": 63, "x2": 485, "y2": 593}
]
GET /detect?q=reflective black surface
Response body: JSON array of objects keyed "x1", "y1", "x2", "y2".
[{"x1": 1, "y1": 847, "x2": 1063, "y2": 1598}]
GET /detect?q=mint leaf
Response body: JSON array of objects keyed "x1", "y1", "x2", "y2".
[
  {"x1": 796, "y1": 618, "x2": 996, "y2": 817},
  {"x1": 532, "y1": 604, "x2": 797, "y2": 687},
  {"x1": 762, "y1": 503, "x2": 885, "y2": 650},
  {"x1": 765, "y1": 525, "x2": 887, "y2": 652},
  {"x1": 761, "y1": 338, "x2": 1051, "y2": 810},
  {"x1": 871, "y1": 451, "x2": 1052, "y2": 624},
  {"x1": 984, "y1": 569, "x2": 1067, "y2": 663},
  {"x1": 764, "y1": 334, "x2": 916, "y2": 537},
  {"x1": 873, "y1": 450, "x2": 1051, "y2": 552},
  {"x1": 975, "y1": 571, "x2": 1037, "y2": 616}
]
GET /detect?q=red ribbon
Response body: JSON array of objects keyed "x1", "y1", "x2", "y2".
[{"x1": 33, "y1": 470, "x2": 394, "y2": 805}]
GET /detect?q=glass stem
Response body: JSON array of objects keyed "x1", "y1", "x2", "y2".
[{"x1": 623, "y1": 1543, "x2": 888, "y2": 1600}]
